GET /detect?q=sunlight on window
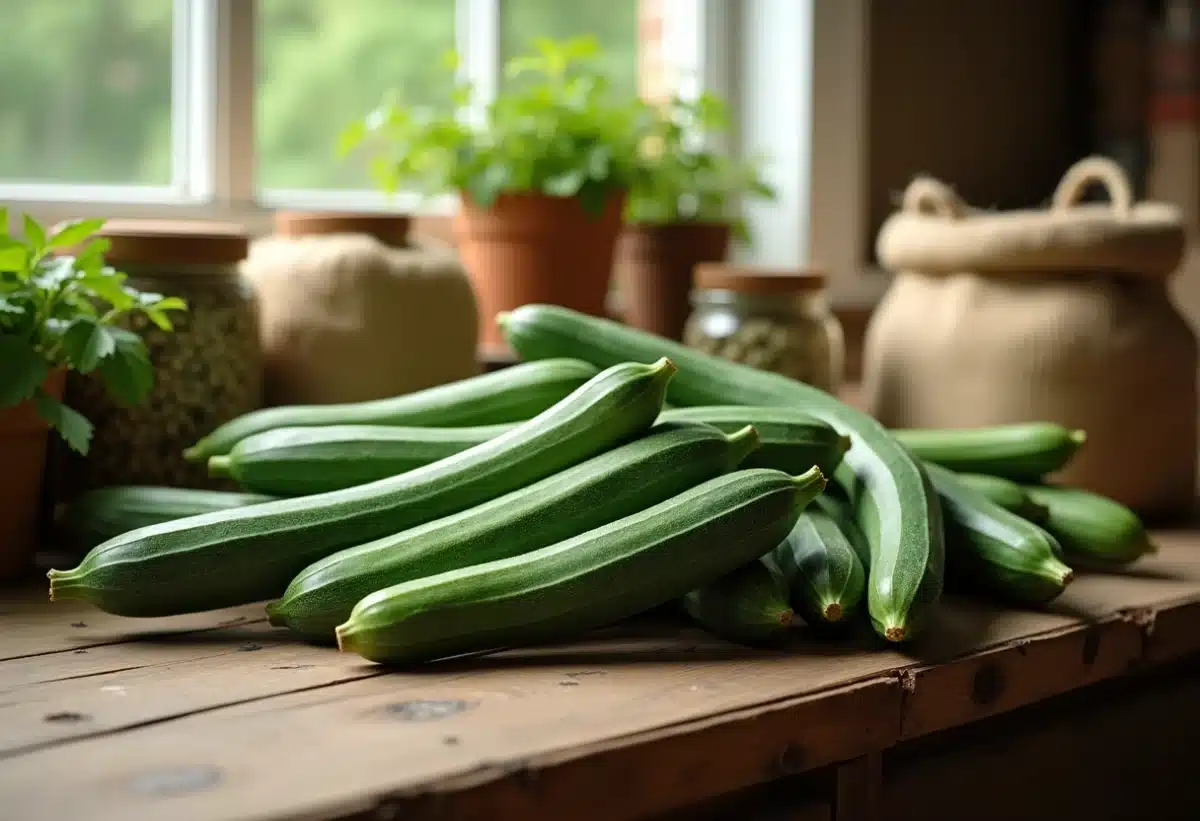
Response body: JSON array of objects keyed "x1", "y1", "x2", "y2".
[{"x1": 0, "y1": 0, "x2": 173, "y2": 185}]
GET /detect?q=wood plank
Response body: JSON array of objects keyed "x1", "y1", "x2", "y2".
[
  {"x1": 1, "y1": 535, "x2": 1199, "y2": 821},
  {"x1": 833, "y1": 755, "x2": 881, "y2": 821},
  {"x1": 0, "y1": 583, "x2": 266, "y2": 662}
]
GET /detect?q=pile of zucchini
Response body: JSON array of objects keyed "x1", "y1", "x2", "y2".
[{"x1": 48, "y1": 305, "x2": 1156, "y2": 665}]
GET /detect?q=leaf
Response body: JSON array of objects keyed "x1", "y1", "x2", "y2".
[
  {"x1": 98, "y1": 337, "x2": 154, "y2": 406},
  {"x1": 47, "y1": 218, "x2": 106, "y2": 251},
  {"x1": 0, "y1": 334, "x2": 48, "y2": 406},
  {"x1": 60, "y1": 317, "x2": 116, "y2": 373},
  {"x1": 77, "y1": 271, "x2": 134, "y2": 311},
  {"x1": 0, "y1": 206, "x2": 7, "y2": 233},
  {"x1": 33, "y1": 389, "x2": 93, "y2": 456},
  {"x1": 0, "y1": 244, "x2": 28, "y2": 273},
  {"x1": 74, "y1": 238, "x2": 112, "y2": 275},
  {"x1": 543, "y1": 169, "x2": 587, "y2": 198},
  {"x1": 32, "y1": 256, "x2": 79, "y2": 290},
  {"x1": 22, "y1": 214, "x2": 46, "y2": 254},
  {"x1": 149, "y1": 296, "x2": 187, "y2": 313}
]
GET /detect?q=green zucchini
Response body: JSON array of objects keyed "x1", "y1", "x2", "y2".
[
  {"x1": 336, "y1": 467, "x2": 827, "y2": 665},
  {"x1": 208, "y1": 423, "x2": 514, "y2": 496},
  {"x1": 923, "y1": 462, "x2": 1073, "y2": 605},
  {"x1": 893, "y1": 423, "x2": 1087, "y2": 482},
  {"x1": 770, "y1": 493, "x2": 868, "y2": 627},
  {"x1": 47, "y1": 359, "x2": 675, "y2": 618},
  {"x1": 498, "y1": 304, "x2": 944, "y2": 643},
  {"x1": 682, "y1": 559, "x2": 794, "y2": 646},
  {"x1": 1021, "y1": 484, "x2": 1154, "y2": 569},
  {"x1": 183, "y1": 358, "x2": 600, "y2": 462},
  {"x1": 268, "y1": 421, "x2": 761, "y2": 642},
  {"x1": 658, "y1": 406, "x2": 851, "y2": 477},
  {"x1": 57, "y1": 486, "x2": 276, "y2": 551},
  {"x1": 949, "y1": 471, "x2": 1050, "y2": 524}
]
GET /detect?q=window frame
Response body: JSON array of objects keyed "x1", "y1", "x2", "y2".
[{"x1": 2, "y1": 0, "x2": 875, "y2": 300}]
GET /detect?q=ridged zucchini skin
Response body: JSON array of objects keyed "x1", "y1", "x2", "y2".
[
  {"x1": 923, "y1": 463, "x2": 1074, "y2": 605},
  {"x1": 208, "y1": 423, "x2": 514, "y2": 495},
  {"x1": 892, "y1": 423, "x2": 1087, "y2": 483},
  {"x1": 498, "y1": 304, "x2": 944, "y2": 643},
  {"x1": 771, "y1": 493, "x2": 868, "y2": 627},
  {"x1": 1021, "y1": 484, "x2": 1154, "y2": 569},
  {"x1": 336, "y1": 467, "x2": 827, "y2": 665},
  {"x1": 658, "y1": 406, "x2": 850, "y2": 477},
  {"x1": 268, "y1": 422, "x2": 761, "y2": 642},
  {"x1": 47, "y1": 359, "x2": 675, "y2": 618},
  {"x1": 682, "y1": 559, "x2": 794, "y2": 646},
  {"x1": 57, "y1": 486, "x2": 276, "y2": 551},
  {"x1": 949, "y1": 471, "x2": 1049, "y2": 524},
  {"x1": 182, "y1": 358, "x2": 600, "y2": 461}
]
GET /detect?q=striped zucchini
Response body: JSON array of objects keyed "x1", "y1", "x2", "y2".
[
  {"x1": 682, "y1": 559, "x2": 794, "y2": 646},
  {"x1": 1021, "y1": 484, "x2": 1154, "y2": 569},
  {"x1": 57, "y1": 486, "x2": 276, "y2": 551},
  {"x1": 183, "y1": 358, "x2": 599, "y2": 462},
  {"x1": 47, "y1": 359, "x2": 675, "y2": 617},
  {"x1": 923, "y1": 463, "x2": 1073, "y2": 605},
  {"x1": 658, "y1": 406, "x2": 850, "y2": 477},
  {"x1": 208, "y1": 423, "x2": 513, "y2": 495},
  {"x1": 770, "y1": 493, "x2": 868, "y2": 627},
  {"x1": 268, "y1": 422, "x2": 761, "y2": 641},
  {"x1": 336, "y1": 467, "x2": 827, "y2": 665},
  {"x1": 498, "y1": 304, "x2": 944, "y2": 643},
  {"x1": 893, "y1": 423, "x2": 1087, "y2": 482},
  {"x1": 949, "y1": 471, "x2": 1049, "y2": 524}
]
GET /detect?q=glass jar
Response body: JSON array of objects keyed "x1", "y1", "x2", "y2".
[
  {"x1": 57, "y1": 220, "x2": 262, "y2": 494},
  {"x1": 683, "y1": 265, "x2": 845, "y2": 392}
]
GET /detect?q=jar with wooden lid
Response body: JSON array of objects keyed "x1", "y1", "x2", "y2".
[
  {"x1": 57, "y1": 220, "x2": 262, "y2": 493},
  {"x1": 863, "y1": 156, "x2": 1196, "y2": 518},
  {"x1": 683, "y1": 264, "x2": 845, "y2": 393},
  {"x1": 241, "y1": 211, "x2": 479, "y2": 407}
]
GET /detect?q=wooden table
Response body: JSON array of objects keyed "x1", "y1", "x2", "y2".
[{"x1": 4, "y1": 531, "x2": 1200, "y2": 821}]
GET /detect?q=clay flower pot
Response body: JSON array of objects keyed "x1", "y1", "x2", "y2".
[
  {"x1": 615, "y1": 222, "x2": 731, "y2": 340},
  {"x1": 456, "y1": 191, "x2": 627, "y2": 354},
  {"x1": 0, "y1": 369, "x2": 65, "y2": 583}
]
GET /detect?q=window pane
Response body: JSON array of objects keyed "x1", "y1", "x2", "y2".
[
  {"x1": 0, "y1": 0, "x2": 173, "y2": 186},
  {"x1": 500, "y1": 0, "x2": 640, "y2": 101},
  {"x1": 257, "y1": 0, "x2": 458, "y2": 191}
]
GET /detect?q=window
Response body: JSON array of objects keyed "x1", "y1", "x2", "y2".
[
  {"x1": 2, "y1": 0, "x2": 830, "y2": 284},
  {"x1": 0, "y1": 0, "x2": 175, "y2": 186}
]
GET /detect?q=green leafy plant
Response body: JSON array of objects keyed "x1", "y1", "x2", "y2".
[
  {"x1": 627, "y1": 92, "x2": 776, "y2": 243},
  {"x1": 340, "y1": 36, "x2": 658, "y2": 215},
  {"x1": 0, "y1": 211, "x2": 186, "y2": 454}
]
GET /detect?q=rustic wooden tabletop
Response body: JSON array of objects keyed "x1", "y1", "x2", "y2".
[{"x1": 3, "y1": 530, "x2": 1200, "y2": 821}]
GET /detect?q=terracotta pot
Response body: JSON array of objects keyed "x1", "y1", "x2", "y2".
[
  {"x1": 615, "y1": 222, "x2": 731, "y2": 340},
  {"x1": 0, "y1": 369, "x2": 65, "y2": 583},
  {"x1": 456, "y1": 191, "x2": 627, "y2": 354}
]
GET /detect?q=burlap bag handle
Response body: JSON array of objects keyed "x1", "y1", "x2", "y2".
[
  {"x1": 901, "y1": 176, "x2": 968, "y2": 219},
  {"x1": 1051, "y1": 156, "x2": 1133, "y2": 218}
]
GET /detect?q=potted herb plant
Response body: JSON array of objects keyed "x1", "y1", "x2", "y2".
[
  {"x1": 617, "y1": 92, "x2": 776, "y2": 340},
  {"x1": 0, "y1": 212, "x2": 185, "y2": 581},
  {"x1": 342, "y1": 36, "x2": 656, "y2": 353}
]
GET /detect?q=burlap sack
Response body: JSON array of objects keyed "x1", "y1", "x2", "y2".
[
  {"x1": 863, "y1": 156, "x2": 1196, "y2": 517},
  {"x1": 242, "y1": 232, "x2": 479, "y2": 407}
]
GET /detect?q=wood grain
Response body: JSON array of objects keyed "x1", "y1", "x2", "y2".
[{"x1": 1, "y1": 535, "x2": 1199, "y2": 821}]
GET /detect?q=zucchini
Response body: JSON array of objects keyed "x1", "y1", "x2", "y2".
[
  {"x1": 923, "y1": 462, "x2": 1074, "y2": 605},
  {"x1": 893, "y1": 423, "x2": 1087, "y2": 482},
  {"x1": 498, "y1": 304, "x2": 944, "y2": 643},
  {"x1": 335, "y1": 467, "x2": 827, "y2": 665},
  {"x1": 949, "y1": 471, "x2": 1049, "y2": 524},
  {"x1": 208, "y1": 423, "x2": 514, "y2": 496},
  {"x1": 658, "y1": 406, "x2": 851, "y2": 477},
  {"x1": 682, "y1": 559, "x2": 794, "y2": 646},
  {"x1": 47, "y1": 359, "x2": 675, "y2": 617},
  {"x1": 770, "y1": 493, "x2": 868, "y2": 627},
  {"x1": 1021, "y1": 484, "x2": 1154, "y2": 569},
  {"x1": 57, "y1": 486, "x2": 276, "y2": 551},
  {"x1": 268, "y1": 421, "x2": 761, "y2": 641},
  {"x1": 183, "y1": 358, "x2": 600, "y2": 462}
]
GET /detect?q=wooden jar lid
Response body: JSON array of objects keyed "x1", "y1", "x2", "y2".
[
  {"x1": 273, "y1": 211, "x2": 412, "y2": 247},
  {"x1": 694, "y1": 263, "x2": 826, "y2": 294},
  {"x1": 58, "y1": 219, "x2": 250, "y2": 267}
]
